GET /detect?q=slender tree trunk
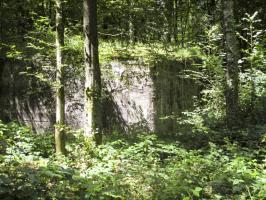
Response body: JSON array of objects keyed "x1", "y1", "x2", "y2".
[
  {"x1": 0, "y1": 0, "x2": 3, "y2": 43},
  {"x1": 222, "y1": 0, "x2": 240, "y2": 130},
  {"x1": 184, "y1": 1, "x2": 191, "y2": 47},
  {"x1": 180, "y1": 1, "x2": 185, "y2": 47},
  {"x1": 83, "y1": 0, "x2": 102, "y2": 144},
  {"x1": 128, "y1": 13, "x2": 134, "y2": 44},
  {"x1": 55, "y1": 0, "x2": 66, "y2": 155},
  {"x1": 127, "y1": 0, "x2": 134, "y2": 44},
  {"x1": 165, "y1": 0, "x2": 174, "y2": 43},
  {"x1": 172, "y1": 0, "x2": 178, "y2": 43},
  {"x1": 48, "y1": 0, "x2": 52, "y2": 22},
  {"x1": 9, "y1": 62, "x2": 15, "y2": 121},
  {"x1": 248, "y1": 22, "x2": 256, "y2": 123}
]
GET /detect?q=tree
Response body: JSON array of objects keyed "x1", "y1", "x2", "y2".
[
  {"x1": 127, "y1": 0, "x2": 134, "y2": 44},
  {"x1": 55, "y1": 0, "x2": 66, "y2": 154},
  {"x1": 222, "y1": 0, "x2": 240, "y2": 129},
  {"x1": 83, "y1": 0, "x2": 102, "y2": 144}
]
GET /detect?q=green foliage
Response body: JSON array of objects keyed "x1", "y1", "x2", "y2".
[
  {"x1": 1, "y1": 122, "x2": 265, "y2": 199},
  {"x1": 0, "y1": 121, "x2": 54, "y2": 160},
  {"x1": 178, "y1": 14, "x2": 266, "y2": 131},
  {"x1": 100, "y1": 41, "x2": 202, "y2": 65},
  {"x1": 237, "y1": 12, "x2": 266, "y2": 124},
  {"x1": 1, "y1": 1, "x2": 266, "y2": 199},
  {"x1": 175, "y1": 25, "x2": 226, "y2": 134}
]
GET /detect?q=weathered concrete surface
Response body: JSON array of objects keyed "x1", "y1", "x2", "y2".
[
  {"x1": 0, "y1": 59, "x2": 54, "y2": 133},
  {"x1": 102, "y1": 61, "x2": 155, "y2": 133},
  {"x1": 152, "y1": 61, "x2": 200, "y2": 133},
  {"x1": 0, "y1": 59, "x2": 199, "y2": 134}
]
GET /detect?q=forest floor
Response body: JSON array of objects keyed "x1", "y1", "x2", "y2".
[{"x1": 0, "y1": 121, "x2": 265, "y2": 199}]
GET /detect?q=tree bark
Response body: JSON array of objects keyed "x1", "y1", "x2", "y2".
[
  {"x1": 83, "y1": 0, "x2": 102, "y2": 144},
  {"x1": 127, "y1": 0, "x2": 134, "y2": 44},
  {"x1": 165, "y1": 0, "x2": 176, "y2": 43},
  {"x1": 55, "y1": 0, "x2": 66, "y2": 155},
  {"x1": 172, "y1": 0, "x2": 178, "y2": 43},
  {"x1": 222, "y1": 0, "x2": 240, "y2": 129},
  {"x1": 0, "y1": 0, "x2": 2, "y2": 43}
]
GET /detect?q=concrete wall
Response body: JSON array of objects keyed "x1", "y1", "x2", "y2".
[
  {"x1": 0, "y1": 59, "x2": 199, "y2": 134},
  {"x1": 0, "y1": 59, "x2": 54, "y2": 133}
]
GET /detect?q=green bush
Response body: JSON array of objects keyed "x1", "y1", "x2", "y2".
[{"x1": 0, "y1": 122, "x2": 265, "y2": 199}]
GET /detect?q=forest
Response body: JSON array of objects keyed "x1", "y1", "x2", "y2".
[{"x1": 0, "y1": 0, "x2": 266, "y2": 199}]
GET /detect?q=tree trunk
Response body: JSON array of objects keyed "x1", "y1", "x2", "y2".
[
  {"x1": 0, "y1": 0, "x2": 3, "y2": 43},
  {"x1": 83, "y1": 0, "x2": 102, "y2": 144},
  {"x1": 172, "y1": 0, "x2": 178, "y2": 43},
  {"x1": 222, "y1": 0, "x2": 240, "y2": 130},
  {"x1": 55, "y1": 0, "x2": 66, "y2": 155},
  {"x1": 128, "y1": 13, "x2": 134, "y2": 44},
  {"x1": 127, "y1": 0, "x2": 134, "y2": 44}
]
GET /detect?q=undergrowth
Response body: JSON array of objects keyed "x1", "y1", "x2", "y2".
[{"x1": 0, "y1": 121, "x2": 265, "y2": 200}]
